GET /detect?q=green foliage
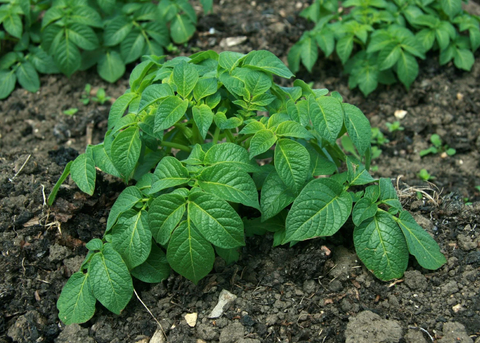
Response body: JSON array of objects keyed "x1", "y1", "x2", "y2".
[
  {"x1": 418, "y1": 168, "x2": 434, "y2": 181},
  {"x1": 0, "y1": 0, "x2": 213, "y2": 99},
  {"x1": 289, "y1": 0, "x2": 480, "y2": 96},
  {"x1": 419, "y1": 133, "x2": 456, "y2": 157},
  {"x1": 51, "y1": 50, "x2": 446, "y2": 324}
]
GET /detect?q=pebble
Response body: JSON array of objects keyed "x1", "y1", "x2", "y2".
[{"x1": 208, "y1": 289, "x2": 237, "y2": 319}]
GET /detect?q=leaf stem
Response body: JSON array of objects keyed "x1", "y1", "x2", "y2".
[
  {"x1": 225, "y1": 129, "x2": 235, "y2": 143},
  {"x1": 160, "y1": 141, "x2": 192, "y2": 152},
  {"x1": 212, "y1": 126, "x2": 220, "y2": 144}
]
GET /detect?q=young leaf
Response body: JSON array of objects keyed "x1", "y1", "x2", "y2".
[
  {"x1": 193, "y1": 77, "x2": 218, "y2": 100},
  {"x1": 154, "y1": 96, "x2": 189, "y2": 132},
  {"x1": 274, "y1": 139, "x2": 310, "y2": 194},
  {"x1": 138, "y1": 84, "x2": 174, "y2": 113},
  {"x1": 284, "y1": 178, "x2": 352, "y2": 243},
  {"x1": 173, "y1": 60, "x2": 199, "y2": 98},
  {"x1": 218, "y1": 51, "x2": 245, "y2": 70},
  {"x1": 98, "y1": 51, "x2": 125, "y2": 83},
  {"x1": 170, "y1": 14, "x2": 195, "y2": 44},
  {"x1": 4, "y1": 13, "x2": 22, "y2": 39},
  {"x1": 343, "y1": 103, "x2": 371, "y2": 156},
  {"x1": 89, "y1": 244, "x2": 133, "y2": 314},
  {"x1": 309, "y1": 96, "x2": 344, "y2": 145},
  {"x1": 151, "y1": 156, "x2": 190, "y2": 193},
  {"x1": 68, "y1": 23, "x2": 99, "y2": 51},
  {"x1": 192, "y1": 104, "x2": 214, "y2": 140},
  {"x1": 396, "y1": 51, "x2": 418, "y2": 90},
  {"x1": 300, "y1": 37, "x2": 318, "y2": 72},
  {"x1": 148, "y1": 193, "x2": 186, "y2": 245},
  {"x1": 111, "y1": 127, "x2": 141, "y2": 179},
  {"x1": 249, "y1": 129, "x2": 277, "y2": 159},
  {"x1": 244, "y1": 69, "x2": 272, "y2": 97},
  {"x1": 197, "y1": 164, "x2": 260, "y2": 209},
  {"x1": 16, "y1": 61, "x2": 40, "y2": 93},
  {"x1": 71, "y1": 153, "x2": 96, "y2": 196},
  {"x1": 0, "y1": 70, "x2": 16, "y2": 100},
  {"x1": 275, "y1": 121, "x2": 313, "y2": 140},
  {"x1": 336, "y1": 34, "x2": 354, "y2": 64},
  {"x1": 188, "y1": 191, "x2": 245, "y2": 249},
  {"x1": 104, "y1": 16, "x2": 133, "y2": 46},
  {"x1": 440, "y1": 0, "x2": 461, "y2": 19},
  {"x1": 453, "y1": 48, "x2": 474, "y2": 71},
  {"x1": 395, "y1": 211, "x2": 446, "y2": 269},
  {"x1": 260, "y1": 172, "x2": 296, "y2": 221},
  {"x1": 53, "y1": 36, "x2": 81, "y2": 77},
  {"x1": 243, "y1": 50, "x2": 294, "y2": 78},
  {"x1": 131, "y1": 242, "x2": 170, "y2": 283},
  {"x1": 167, "y1": 220, "x2": 214, "y2": 284},
  {"x1": 106, "y1": 186, "x2": 143, "y2": 232},
  {"x1": 353, "y1": 212, "x2": 409, "y2": 280},
  {"x1": 112, "y1": 210, "x2": 152, "y2": 269},
  {"x1": 378, "y1": 178, "x2": 402, "y2": 210},
  {"x1": 204, "y1": 143, "x2": 259, "y2": 173},
  {"x1": 121, "y1": 31, "x2": 145, "y2": 64},
  {"x1": 57, "y1": 272, "x2": 96, "y2": 325},
  {"x1": 378, "y1": 43, "x2": 401, "y2": 70},
  {"x1": 352, "y1": 197, "x2": 378, "y2": 226}
]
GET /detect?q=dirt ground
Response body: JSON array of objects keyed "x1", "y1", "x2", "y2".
[{"x1": 1, "y1": 0, "x2": 480, "y2": 342}]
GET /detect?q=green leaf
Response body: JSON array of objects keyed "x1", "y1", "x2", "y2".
[
  {"x1": 151, "y1": 156, "x2": 190, "y2": 193},
  {"x1": 68, "y1": 24, "x2": 99, "y2": 51},
  {"x1": 347, "y1": 159, "x2": 376, "y2": 186},
  {"x1": 193, "y1": 77, "x2": 218, "y2": 100},
  {"x1": 108, "y1": 92, "x2": 138, "y2": 129},
  {"x1": 91, "y1": 143, "x2": 121, "y2": 178},
  {"x1": 112, "y1": 210, "x2": 152, "y2": 269},
  {"x1": 4, "y1": 13, "x2": 22, "y2": 38},
  {"x1": 336, "y1": 34, "x2": 354, "y2": 64},
  {"x1": 131, "y1": 242, "x2": 170, "y2": 283},
  {"x1": 315, "y1": 29, "x2": 335, "y2": 57},
  {"x1": 218, "y1": 51, "x2": 245, "y2": 70},
  {"x1": 300, "y1": 37, "x2": 318, "y2": 72},
  {"x1": 98, "y1": 51, "x2": 125, "y2": 83},
  {"x1": 167, "y1": 220, "x2": 214, "y2": 284},
  {"x1": 0, "y1": 70, "x2": 16, "y2": 100},
  {"x1": 284, "y1": 178, "x2": 352, "y2": 243},
  {"x1": 154, "y1": 96, "x2": 189, "y2": 132},
  {"x1": 71, "y1": 152, "x2": 96, "y2": 196},
  {"x1": 111, "y1": 127, "x2": 141, "y2": 179},
  {"x1": 260, "y1": 172, "x2": 296, "y2": 221},
  {"x1": 441, "y1": 0, "x2": 461, "y2": 19},
  {"x1": 53, "y1": 36, "x2": 81, "y2": 77},
  {"x1": 343, "y1": 103, "x2": 371, "y2": 156},
  {"x1": 198, "y1": 164, "x2": 260, "y2": 209},
  {"x1": 138, "y1": 84, "x2": 174, "y2": 113},
  {"x1": 287, "y1": 43, "x2": 302, "y2": 74},
  {"x1": 188, "y1": 191, "x2": 245, "y2": 249},
  {"x1": 215, "y1": 246, "x2": 240, "y2": 265},
  {"x1": 245, "y1": 69, "x2": 272, "y2": 97},
  {"x1": 104, "y1": 16, "x2": 133, "y2": 46},
  {"x1": 378, "y1": 43, "x2": 401, "y2": 70},
  {"x1": 307, "y1": 146, "x2": 337, "y2": 176},
  {"x1": 240, "y1": 121, "x2": 266, "y2": 135},
  {"x1": 57, "y1": 271, "x2": 96, "y2": 325},
  {"x1": 275, "y1": 121, "x2": 313, "y2": 140},
  {"x1": 243, "y1": 50, "x2": 294, "y2": 78},
  {"x1": 86, "y1": 239, "x2": 103, "y2": 251},
  {"x1": 173, "y1": 60, "x2": 199, "y2": 98},
  {"x1": 379, "y1": 178, "x2": 402, "y2": 210},
  {"x1": 204, "y1": 143, "x2": 259, "y2": 173},
  {"x1": 106, "y1": 186, "x2": 143, "y2": 232},
  {"x1": 148, "y1": 193, "x2": 186, "y2": 245},
  {"x1": 352, "y1": 197, "x2": 378, "y2": 226},
  {"x1": 396, "y1": 51, "x2": 418, "y2": 90},
  {"x1": 192, "y1": 104, "x2": 214, "y2": 140},
  {"x1": 89, "y1": 243, "x2": 133, "y2": 314},
  {"x1": 47, "y1": 161, "x2": 72, "y2": 206},
  {"x1": 249, "y1": 129, "x2": 277, "y2": 159},
  {"x1": 453, "y1": 48, "x2": 474, "y2": 71},
  {"x1": 353, "y1": 212, "x2": 409, "y2": 280},
  {"x1": 274, "y1": 139, "x2": 310, "y2": 194},
  {"x1": 416, "y1": 29, "x2": 436, "y2": 51},
  {"x1": 98, "y1": 0, "x2": 115, "y2": 13},
  {"x1": 121, "y1": 31, "x2": 145, "y2": 64},
  {"x1": 16, "y1": 61, "x2": 40, "y2": 93},
  {"x1": 170, "y1": 13, "x2": 195, "y2": 44},
  {"x1": 396, "y1": 211, "x2": 446, "y2": 269},
  {"x1": 309, "y1": 96, "x2": 344, "y2": 145}
]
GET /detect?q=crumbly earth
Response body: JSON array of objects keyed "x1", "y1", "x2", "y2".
[{"x1": 1, "y1": 0, "x2": 480, "y2": 342}]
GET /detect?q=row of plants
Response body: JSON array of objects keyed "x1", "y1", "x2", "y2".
[
  {"x1": 0, "y1": 0, "x2": 212, "y2": 99},
  {"x1": 48, "y1": 50, "x2": 447, "y2": 325},
  {"x1": 288, "y1": 0, "x2": 480, "y2": 95}
]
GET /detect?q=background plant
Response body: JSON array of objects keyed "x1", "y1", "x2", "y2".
[
  {"x1": 49, "y1": 50, "x2": 446, "y2": 325},
  {"x1": 419, "y1": 133, "x2": 456, "y2": 157},
  {"x1": 0, "y1": 0, "x2": 213, "y2": 99},
  {"x1": 288, "y1": 0, "x2": 480, "y2": 96}
]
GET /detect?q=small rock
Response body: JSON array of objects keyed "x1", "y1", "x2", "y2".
[
  {"x1": 345, "y1": 311, "x2": 403, "y2": 343},
  {"x1": 150, "y1": 328, "x2": 166, "y2": 343},
  {"x1": 185, "y1": 313, "x2": 198, "y2": 327},
  {"x1": 394, "y1": 109, "x2": 407, "y2": 119},
  {"x1": 197, "y1": 323, "x2": 219, "y2": 341},
  {"x1": 439, "y1": 322, "x2": 473, "y2": 343},
  {"x1": 219, "y1": 36, "x2": 247, "y2": 48},
  {"x1": 48, "y1": 243, "x2": 71, "y2": 262},
  {"x1": 404, "y1": 270, "x2": 428, "y2": 291},
  {"x1": 55, "y1": 324, "x2": 94, "y2": 343},
  {"x1": 441, "y1": 280, "x2": 459, "y2": 295},
  {"x1": 303, "y1": 279, "x2": 316, "y2": 294},
  {"x1": 208, "y1": 289, "x2": 237, "y2": 318},
  {"x1": 452, "y1": 304, "x2": 463, "y2": 313},
  {"x1": 269, "y1": 22, "x2": 286, "y2": 33},
  {"x1": 404, "y1": 329, "x2": 427, "y2": 343},
  {"x1": 219, "y1": 322, "x2": 244, "y2": 343},
  {"x1": 329, "y1": 279, "x2": 343, "y2": 292},
  {"x1": 457, "y1": 234, "x2": 477, "y2": 251}
]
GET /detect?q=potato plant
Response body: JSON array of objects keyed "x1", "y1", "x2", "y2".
[
  {"x1": 49, "y1": 50, "x2": 446, "y2": 325},
  {"x1": 0, "y1": 0, "x2": 212, "y2": 99},
  {"x1": 288, "y1": 0, "x2": 480, "y2": 96}
]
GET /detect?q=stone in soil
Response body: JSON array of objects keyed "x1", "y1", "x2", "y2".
[
  {"x1": 439, "y1": 322, "x2": 473, "y2": 343},
  {"x1": 344, "y1": 310, "x2": 403, "y2": 343}
]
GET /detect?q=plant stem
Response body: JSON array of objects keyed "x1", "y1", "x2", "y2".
[
  {"x1": 225, "y1": 129, "x2": 235, "y2": 143},
  {"x1": 212, "y1": 126, "x2": 220, "y2": 144},
  {"x1": 160, "y1": 141, "x2": 192, "y2": 152}
]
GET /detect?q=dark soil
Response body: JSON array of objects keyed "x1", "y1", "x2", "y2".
[{"x1": 1, "y1": 1, "x2": 480, "y2": 342}]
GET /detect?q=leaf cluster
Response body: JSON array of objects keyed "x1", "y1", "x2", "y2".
[
  {"x1": 288, "y1": 0, "x2": 480, "y2": 96},
  {"x1": 51, "y1": 50, "x2": 446, "y2": 325},
  {"x1": 0, "y1": 0, "x2": 213, "y2": 99}
]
